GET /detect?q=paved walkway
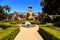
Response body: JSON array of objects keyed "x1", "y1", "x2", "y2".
[{"x1": 14, "y1": 25, "x2": 43, "y2": 40}]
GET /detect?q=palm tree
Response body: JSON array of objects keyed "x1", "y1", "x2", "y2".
[
  {"x1": 3, "y1": 5, "x2": 11, "y2": 20},
  {"x1": 4, "y1": 5, "x2": 11, "y2": 13}
]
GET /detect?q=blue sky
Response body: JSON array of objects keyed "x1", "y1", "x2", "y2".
[{"x1": 0, "y1": 0, "x2": 42, "y2": 13}]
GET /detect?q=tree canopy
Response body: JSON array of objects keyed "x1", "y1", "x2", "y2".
[
  {"x1": 41, "y1": 0, "x2": 60, "y2": 15},
  {"x1": 0, "y1": 5, "x2": 11, "y2": 20}
]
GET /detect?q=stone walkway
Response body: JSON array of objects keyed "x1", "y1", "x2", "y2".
[{"x1": 14, "y1": 25, "x2": 43, "y2": 40}]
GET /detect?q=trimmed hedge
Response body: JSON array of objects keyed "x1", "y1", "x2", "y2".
[
  {"x1": 0, "y1": 21, "x2": 20, "y2": 40},
  {"x1": 39, "y1": 27, "x2": 60, "y2": 40},
  {"x1": 0, "y1": 21, "x2": 18, "y2": 29},
  {"x1": 40, "y1": 23, "x2": 53, "y2": 28},
  {"x1": 46, "y1": 23, "x2": 53, "y2": 28},
  {"x1": 29, "y1": 20, "x2": 40, "y2": 24},
  {"x1": 0, "y1": 26, "x2": 20, "y2": 40}
]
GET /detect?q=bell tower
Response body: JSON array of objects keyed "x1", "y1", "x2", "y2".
[
  {"x1": 27, "y1": 5, "x2": 35, "y2": 20},
  {"x1": 28, "y1": 5, "x2": 33, "y2": 19},
  {"x1": 28, "y1": 5, "x2": 32, "y2": 16}
]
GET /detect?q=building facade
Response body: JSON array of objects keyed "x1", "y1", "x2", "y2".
[{"x1": 12, "y1": 6, "x2": 38, "y2": 20}]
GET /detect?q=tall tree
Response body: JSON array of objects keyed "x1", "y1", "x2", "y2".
[
  {"x1": 3, "y1": 5, "x2": 11, "y2": 20},
  {"x1": 0, "y1": 6, "x2": 6, "y2": 20},
  {"x1": 38, "y1": 12, "x2": 41, "y2": 21},
  {"x1": 41, "y1": 0, "x2": 60, "y2": 15},
  {"x1": 3, "y1": 5, "x2": 11, "y2": 13},
  {"x1": 0, "y1": 6, "x2": 3, "y2": 14},
  {"x1": 27, "y1": 13, "x2": 30, "y2": 19},
  {"x1": 0, "y1": 5, "x2": 11, "y2": 20}
]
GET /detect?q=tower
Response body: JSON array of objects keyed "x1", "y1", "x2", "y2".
[
  {"x1": 28, "y1": 5, "x2": 34, "y2": 19},
  {"x1": 28, "y1": 5, "x2": 32, "y2": 16}
]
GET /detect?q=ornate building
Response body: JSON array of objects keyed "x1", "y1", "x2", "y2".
[
  {"x1": 12, "y1": 6, "x2": 38, "y2": 20},
  {"x1": 28, "y1": 5, "x2": 35, "y2": 20}
]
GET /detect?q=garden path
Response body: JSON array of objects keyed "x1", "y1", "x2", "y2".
[{"x1": 14, "y1": 25, "x2": 43, "y2": 40}]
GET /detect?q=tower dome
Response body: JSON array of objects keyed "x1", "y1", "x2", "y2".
[{"x1": 28, "y1": 5, "x2": 32, "y2": 8}]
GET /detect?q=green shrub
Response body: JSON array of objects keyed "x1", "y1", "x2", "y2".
[
  {"x1": 46, "y1": 23, "x2": 53, "y2": 28},
  {"x1": 39, "y1": 27, "x2": 60, "y2": 40},
  {"x1": 0, "y1": 26, "x2": 20, "y2": 40},
  {"x1": 0, "y1": 21, "x2": 20, "y2": 40},
  {"x1": 0, "y1": 22, "x2": 12, "y2": 29},
  {"x1": 54, "y1": 21, "x2": 60, "y2": 27},
  {"x1": 0, "y1": 25, "x2": 8, "y2": 29},
  {"x1": 40, "y1": 23, "x2": 53, "y2": 28},
  {"x1": 53, "y1": 16, "x2": 60, "y2": 23},
  {"x1": 29, "y1": 20, "x2": 40, "y2": 24},
  {"x1": 40, "y1": 14, "x2": 51, "y2": 24},
  {"x1": 0, "y1": 21, "x2": 18, "y2": 29},
  {"x1": 40, "y1": 24, "x2": 46, "y2": 27}
]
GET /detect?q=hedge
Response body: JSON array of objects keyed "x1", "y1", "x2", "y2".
[
  {"x1": 29, "y1": 20, "x2": 40, "y2": 24},
  {"x1": 0, "y1": 26, "x2": 20, "y2": 40},
  {"x1": 39, "y1": 27, "x2": 60, "y2": 40},
  {"x1": 0, "y1": 21, "x2": 18, "y2": 29},
  {"x1": 54, "y1": 21, "x2": 60, "y2": 27},
  {"x1": 40, "y1": 23, "x2": 53, "y2": 28}
]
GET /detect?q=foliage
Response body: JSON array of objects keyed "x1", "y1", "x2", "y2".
[
  {"x1": 29, "y1": 20, "x2": 40, "y2": 24},
  {"x1": 0, "y1": 21, "x2": 20, "y2": 40},
  {"x1": 0, "y1": 6, "x2": 3, "y2": 14},
  {"x1": 40, "y1": 23, "x2": 53, "y2": 28},
  {"x1": 38, "y1": 12, "x2": 41, "y2": 21},
  {"x1": 0, "y1": 21, "x2": 18, "y2": 29},
  {"x1": 0, "y1": 27, "x2": 19, "y2": 40},
  {"x1": 53, "y1": 16, "x2": 60, "y2": 23},
  {"x1": 39, "y1": 27, "x2": 60, "y2": 40},
  {"x1": 0, "y1": 6, "x2": 5, "y2": 20},
  {"x1": 40, "y1": 24, "x2": 46, "y2": 27},
  {"x1": 27, "y1": 13, "x2": 30, "y2": 19},
  {"x1": 52, "y1": 15, "x2": 60, "y2": 27},
  {"x1": 41, "y1": 0, "x2": 60, "y2": 15},
  {"x1": 46, "y1": 23, "x2": 53, "y2": 28},
  {"x1": 38, "y1": 12, "x2": 45, "y2": 21},
  {"x1": 13, "y1": 20, "x2": 27, "y2": 24},
  {"x1": 40, "y1": 14, "x2": 51, "y2": 24},
  {"x1": 0, "y1": 22, "x2": 11, "y2": 29},
  {"x1": 54, "y1": 21, "x2": 60, "y2": 27},
  {"x1": 3, "y1": 5, "x2": 11, "y2": 13},
  {"x1": 0, "y1": 5, "x2": 11, "y2": 20}
]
